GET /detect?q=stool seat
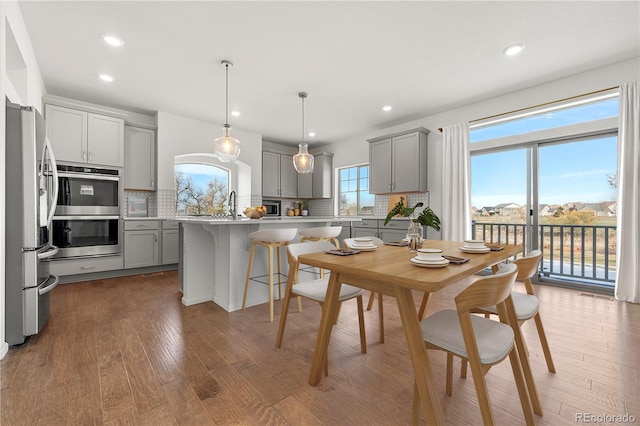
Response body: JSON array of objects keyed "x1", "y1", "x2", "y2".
[
  {"x1": 242, "y1": 228, "x2": 298, "y2": 322},
  {"x1": 249, "y1": 228, "x2": 298, "y2": 243},
  {"x1": 298, "y1": 226, "x2": 342, "y2": 239}
]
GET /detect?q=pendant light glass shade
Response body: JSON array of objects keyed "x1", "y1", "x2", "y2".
[
  {"x1": 214, "y1": 124, "x2": 241, "y2": 163},
  {"x1": 293, "y1": 143, "x2": 314, "y2": 173},
  {"x1": 293, "y1": 92, "x2": 314, "y2": 173},
  {"x1": 214, "y1": 60, "x2": 241, "y2": 162}
]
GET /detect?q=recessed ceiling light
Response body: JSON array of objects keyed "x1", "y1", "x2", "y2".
[
  {"x1": 231, "y1": 111, "x2": 240, "y2": 117},
  {"x1": 308, "y1": 132, "x2": 316, "y2": 137},
  {"x1": 382, "y1": 105, "x2": 392, "y2": 112},
  {"x1": 103, "y1": 35, "x2": 124, "y2": 47},
  {"x1": 503, "y1": 43, "x2": 525, "y2": 56},
  {"x1": 99, "y1": 74, "x2": 114, "y2": 82}
]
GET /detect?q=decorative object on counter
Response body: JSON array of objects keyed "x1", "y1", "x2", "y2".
[
  {"x1": 300, "y1": 199, "x2": 309, "y2": 216},
  {"x1": 293, "y1": 92, "x2": 314, "y2": 173},
  {"x1": 384, "y1": 196, "x2": 441, "y2": 252},
  {"x1": 213, "y1": 60, "x2": 241, "y2": 162},
  {"x1": 287, "y1": 207, "x2": 294, "y2": 216},
  {"x1": 243, "y1": 206, "x2": 266, "y2": 219},
  {"x1": 128, "y1": 194, "x2": 148, "y2": 217}
]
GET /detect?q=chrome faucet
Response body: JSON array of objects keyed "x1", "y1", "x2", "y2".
[{"x1": 228, "y1": 190, "x2": 237, "y2": 219}]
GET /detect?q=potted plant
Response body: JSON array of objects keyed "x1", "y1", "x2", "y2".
[
  {"x1": 384, "y1": 197, "x2": 441, "y2": 250},
  {"x1": 300, "y1": 200, "x2": 309, "y2": 216}
]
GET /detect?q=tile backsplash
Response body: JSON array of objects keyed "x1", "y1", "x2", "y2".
[{"x1": 125, "y1": 190, "x2": 431, "y2": 218}]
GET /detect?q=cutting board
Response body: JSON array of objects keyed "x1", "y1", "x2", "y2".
[{"x1": 387, "y1": 193, "x2": 408, "y2": 216}]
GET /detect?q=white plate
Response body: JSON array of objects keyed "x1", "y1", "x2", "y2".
[
  {"x1": 349, "y1": 245, "x2": 378, "y2": 251},
  {"x1": 352, "y1": 243, "x2": 377, "y2": 248},
  {"x1": 410, "y1": 258, "x2": 449, "y2": 268},
  {"x1": 459, "y1": 246, "x2": 491, "y2": 253},
  {"x1": 412, "y1": 256, "x2": 447, "y2": 264}
]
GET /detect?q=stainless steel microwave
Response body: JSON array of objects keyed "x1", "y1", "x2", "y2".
[{"x1": 262, "y1": 200, "x2": 281, "y2": 216}]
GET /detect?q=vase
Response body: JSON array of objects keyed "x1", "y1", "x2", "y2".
[{"x1": 407, "y1": 220, "x2": 423, "y2": 252}]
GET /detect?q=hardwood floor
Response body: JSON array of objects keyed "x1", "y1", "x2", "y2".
[{"x1": 1, "y1": 270, "x2": 638, "y2": 425}]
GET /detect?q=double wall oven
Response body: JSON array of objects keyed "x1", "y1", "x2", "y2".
[{"x1": 52, "y1": 164, "x2": 121, "y2": 258}]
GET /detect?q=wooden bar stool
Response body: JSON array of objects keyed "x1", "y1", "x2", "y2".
[
  {"x1": 241, "y1": 228, "x2": 298, "y2": 322},
  {"x1": 298, "y1": 226, "x2": 342, "y2": 249}
]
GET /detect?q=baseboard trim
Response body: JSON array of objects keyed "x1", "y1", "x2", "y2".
[{"x1": 0, "y1": 341, "x2": 9, "y2": 359}]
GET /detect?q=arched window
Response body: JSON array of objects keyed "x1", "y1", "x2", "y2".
[{"x1": 175, "y1": 163, "x2": 229, "y2": 216}]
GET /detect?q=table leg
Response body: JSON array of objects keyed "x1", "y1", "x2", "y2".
[
  {"x1": 395, "y1": 288, "x2": 445, "y2": 425},
  {"x1": 308, "y1": 272, "x2": 342, "y2": 386}
]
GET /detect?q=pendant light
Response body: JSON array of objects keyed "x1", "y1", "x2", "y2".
[
  {"x1": 293, "y1": 92, "x2": 314, "y2": 173},
  {"x1": 213, "y1": 60, "x2": 241, "y2": 162}
]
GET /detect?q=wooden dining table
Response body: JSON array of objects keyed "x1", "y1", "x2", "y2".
[{"x1": 298, "y1": 240, "x2": 530, "y2": 425}]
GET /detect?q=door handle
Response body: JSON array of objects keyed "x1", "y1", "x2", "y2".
[{"x1": 39, "y1": 274, "x2": 60, "y2": 295}]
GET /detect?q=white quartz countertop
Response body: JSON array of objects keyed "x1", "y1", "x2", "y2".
[{"x1": 175, "y1": 216, "x2": 363, "y2": 225}]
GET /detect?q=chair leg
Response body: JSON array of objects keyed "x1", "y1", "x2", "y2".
[
  {"x1": 334, "y1": 302, "x2": 343, "y2": 325},
  {"x1": 367, "y1": 291, "x2": 376, "y2": 310},
  {"x1": 417, "y1": 293, "x2": 431, "y2": 321},
  {"x1": 467, "y1": 357, "x2": 495, "y2": 426},
  {"x1": 276, "y1": 273, "x2": 296, "y2": 348},
  {"x1": 508, "y1": 347, "x2": 536, "y2": 425},
  {"x1": 460, "y1": 359, "x2": 468, "y2": 378},
  {"x1": 356, "y1": 295, "x2": 367, "y2": 354},
  {"x1": 378, "y1": 292, "x2": 385, "y2": 344},
  {"x1": 446, "y1": 353, "x2": 454, "y2": 396},
  {"x1": 412, "y1": 380, "x2": 421, "y2": 426},
  {"x1": 534, "y1": 312, "x2": 556, "y2": 373},
  {"x1": 241, "y1": 242, "x2": 256, "y2": 310},
  {"x1": 268, "y1": 245, "x2": 275, "y2": 322}
]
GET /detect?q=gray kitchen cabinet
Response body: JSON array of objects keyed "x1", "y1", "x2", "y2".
[
  {"x1": 45, "y1": 104, "x2": 124, "y2": 167},
  {"x1": 368, "y1": 128, "x2": 429, "y2": 194},
  {"x1": 331, "y1": 220, "x2": 352, "y2": 246},
  {"x1": 296, "y1": 151, "x2": 333, "y2": 199},
  {"x1": 162, "y1": 220, "x2": 179, "y2": 264},
  {"x1": 124, "y1": 220, "x2": 159, "y2": 268},
  {"x1": 350, "y1": 218, "x2": 409, "y2": 242},
  {"x1": 262, "y1": 151, "x2": 297, "y2": 198},
  {"x1": 297, "y1": 172, "x2": 312, "y2": 198},
  {"x1": 124, "y1": 126, "x2": 156, "y2": 190},
  {"x1": 312, "y1": 152, "x2": 333, "y2": 199}
]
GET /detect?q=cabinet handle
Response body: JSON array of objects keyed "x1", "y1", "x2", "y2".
[
  {"x1": 80, "y1": 265, "x2": 95, "y2": 270},
  {"x1": 137, "y1": 224, "x2": 146, "y2": 227},
  {"x1": 151, "y1": 179, "x2": 154, "y2": 187},
  {"x1": 82, "y1": 151, "x2": 87, "y2": 161},
  {"x1": 154, "y1": 234, "x2": 158, "y2": 242},
  {"x1": 88, "y1": 152, "x2": 92, "y2": 162}
]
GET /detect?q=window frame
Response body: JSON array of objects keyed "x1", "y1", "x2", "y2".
[{"x1": 336, "y1": 163, "x2": 374, "y2": 216}]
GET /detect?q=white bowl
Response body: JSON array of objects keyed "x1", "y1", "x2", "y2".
[
  {"x1": 416, "y1": 248, "x2": 443, "y2": 261},
  {"x1": 463, "y1": 239, "x2": 486, "y2": 249}
]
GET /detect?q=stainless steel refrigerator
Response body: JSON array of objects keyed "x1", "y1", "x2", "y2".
[{"x1": 5, "y1": 101, "x2": 60, "y2": 346}]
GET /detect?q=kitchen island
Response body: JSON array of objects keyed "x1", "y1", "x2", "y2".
[{"x1": 177, "y1": 216, "x2": 362, "y2": 311}]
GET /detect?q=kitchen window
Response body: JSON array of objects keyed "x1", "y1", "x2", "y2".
[
  {"x1": 338, "y1": 165, "x2": 374, "y2": 216},
  {"x1": 175, "y1": 163, "x2": 229, "y2": 215}
]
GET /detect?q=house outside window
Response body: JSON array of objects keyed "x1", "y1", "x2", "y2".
[
  {"x1": 338, "y1": 165, "x2": 374, "y2": 216},
  {"x1": 175, "y1": 163, "x2": 229, "y2": 215}
]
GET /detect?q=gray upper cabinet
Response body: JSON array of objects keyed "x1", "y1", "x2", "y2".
[
  {"x1": 124, "y1": 126, "x2": 156, "y2": 190},
  {"x1": 46, "y1": 104, "x2": 124, "y2": 167},
  {"x1": 368, "y1": 128, "x2": 429, "y2": 194},
  {"x1": 263, "y1": 151, "x2": 297, "y2": 198},
  {"x1": 297, "y1": 152, "x2": 333, "y2": 199},
  {"x1": 312, "y1": 152, "x2": 333, "y2": 199}
]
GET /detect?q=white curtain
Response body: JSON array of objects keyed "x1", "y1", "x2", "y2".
[
  {"x1": 615, "y1": 81, "x2": 640, "y2": 303},
  {"x1": 441, "y1": 123, "x2": 472, "y2": 241}
]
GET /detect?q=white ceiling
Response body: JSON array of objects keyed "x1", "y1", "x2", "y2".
[{"x1": 18, "y1": 1, "x2": 640, "y2": 147}]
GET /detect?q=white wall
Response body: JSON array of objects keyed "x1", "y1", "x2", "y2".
[
  {"x1": 1, "y1": 0, "x2": 48, "y2": 359},
  {"x1": 156, "y1": 111, "x2": 263, "y2": 193},
  {"x1": 323, "y1": 57, "x2": 640, "y2": 240}
]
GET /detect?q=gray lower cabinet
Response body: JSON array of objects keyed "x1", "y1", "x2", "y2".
[
  {"x1": 351, "y1": 219, "x2": 409, "y2": 242},
  {"x1": 49, "y1": 255, "x2": 123, "y2": 276},
  {"x1": 124, "y1": 220, "x2": 159, "y2": 268},
  {"x1": 162, "y1": 220, "x2": 179, "y2": 264},
  {"x1": 330, "y1": 220, "x2": 352, "y2": 247}
]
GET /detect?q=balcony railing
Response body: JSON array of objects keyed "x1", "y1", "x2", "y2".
[{"x1": 472, "y1": 221, "x2": 616, "y2": 286}]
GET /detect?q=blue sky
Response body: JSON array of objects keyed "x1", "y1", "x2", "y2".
[
  {"x1": 175, "y1": 164, "x2": 228, "y2": 191},
  {"x1": 470, "y1": 98, "x2": 618, "y2": 208}
]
